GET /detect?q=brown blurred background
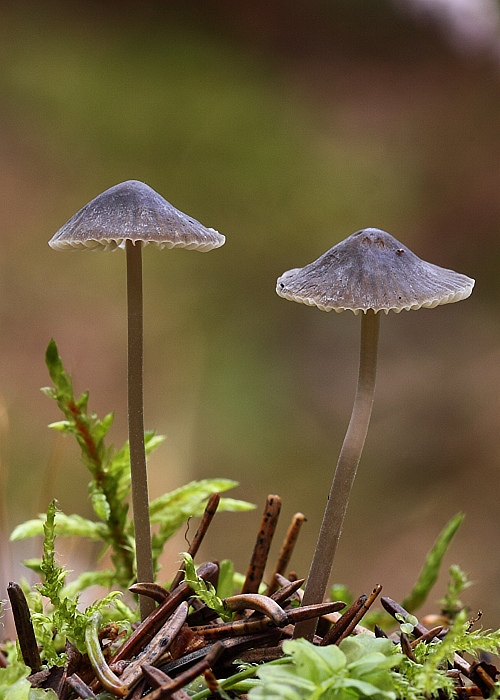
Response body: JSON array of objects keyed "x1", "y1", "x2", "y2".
[{"x1": 1, "y1": 0, "x2": 500, "y2": 628}]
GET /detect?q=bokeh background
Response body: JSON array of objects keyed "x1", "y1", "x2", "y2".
[{"x1": 2, "y1": 0, "x2": 500, "y2": 632}]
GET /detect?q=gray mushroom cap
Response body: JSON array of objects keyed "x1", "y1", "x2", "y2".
[
  {"x1": 49, "y1": 180, "x2": 225, "y2": 252},
  {"x1": 276, "y1": 228, "x2": 475, "y2": 315}
]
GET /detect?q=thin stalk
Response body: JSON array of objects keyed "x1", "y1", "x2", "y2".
[
  {"x1": 126, "y1": 240, "x2": 155, "y2": 620},
  {"x1": 294, "y1": 309, "x2": 380, "y2": 639}
]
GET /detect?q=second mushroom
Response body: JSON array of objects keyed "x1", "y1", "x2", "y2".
[
  {"x1": 276, "y1": 227, "x2": 474, "y2": 640},
  {"x1": 49, "y1": 180, "x2": 225, "y2": 619}
]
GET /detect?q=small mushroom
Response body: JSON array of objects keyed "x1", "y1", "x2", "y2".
[
  {"x1": 276, "y1": 227, "x2": 474, "y2": 639},
  {"x1": 49, "y1": 180, "x2": 225, "y2": 619}
]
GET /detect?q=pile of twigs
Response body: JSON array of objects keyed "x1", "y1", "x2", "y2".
[{"x1": 6, "y1": 494, "x2": 500, "y2": 699}]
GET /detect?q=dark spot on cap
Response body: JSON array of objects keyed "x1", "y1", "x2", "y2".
[{"x1": 362, "y1": 234, "x2": 386, "y2": 248}]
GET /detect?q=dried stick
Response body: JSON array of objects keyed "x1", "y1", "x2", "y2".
[
  {"x1": 270, "y1": 578, "x2": 305, "y2": 605},
  {"x1": 191, "y1": 616, "x2": 283, "y2": 639},
  {"x1": 7, "y1": 582, "x2": 41, "y2": 672},
  {"x1": 224, "y1": 594, "x2": 288, "y2": 625},
  {"x1": 67, "y1": 674, "x2": 99, "y2": 700},
  {"x1": 410, "y1": 625, "x2": 444, "y2": 648},
  {"x1": 192, "y1": 601, "x2": 343, "y2": 639},
  {"x1": 241, "y1": 495, "x2": 281, "y2": 595},
  {"x1": 322, "y1": 585, "x2": 382, "y2": 645},
  {"x1": 141, "y1": 642, "x2": 224, "y2": 700},
  {"x1": 170, "y1": 493, "x2": 220, "y2": 591},
  {"x1": 110, "y1": 562, "x2": 217, "y2": 666},
  {"x1": 142, "y1": 665, "x2": 191, "y2": 700},
  {"x1": 321, "y1": 594, "x2": 366, "y2": 645},
  {"x1": 400, "y1": 632, "x2": 416, "y2": 661},
  {"x1": 129, "y1": 582, "x2": 170, "y2": 604},
  {"x1": 120, "y1": 602, "x2": 188, "y2": 690},
  {"x1": 287, "y1": 601, "x2": 346, "y2": 624},
  {"x1": 267, "y1": 512, "x2": 306, "y2": 595}
]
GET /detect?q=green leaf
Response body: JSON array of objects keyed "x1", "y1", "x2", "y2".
[
  {"x1": 181, "y1": 553, "x2": 231, "y2": 621},
  {"x1": 401, "y1": 512, "x2": 464, "y2": 613},
  {"x1": 0, "y1": 662, "x2": 59, "y2": 700},
  {"x1": 11, "y1": 513, "x2": 107, "y2": 542},
  {"x1": 250, "y1": 636, "x2": 402, "y2": 700},
  {"x1": 62, "y1": 570, "x2": 118, "y2": 599},
  {"x1": 29, "y1": 691, "x2": 59, "y2": 700},
  {"x1": 45, "y1": 339, "x2": 72, "y2": 395},
  {"x1": 150, "y1": 479, "x2": 254, "y2": 569},
  {"x1": 10, "y1": 520, "x2": 44, "y2": 541},
  {"x1": 47, "y1": 420, "x2": 71, "y2": 431},
  {"x1": 217, "y1": 559, "x2": 236, "y2": 599},
  {"x1": 149, "y1": 478, "x2": 244, "y2": 519},
  {"x1": 90, "y1": 490, "x2": 111, "y2": 521},
  {"x1": 218, "y1": 497, "x2": 255, "y2": 512},
  {"x1": 93, "y1": 412, "x2": 114, "y2": 442},
  {"x1": 439, "y1": 564, "x2": 471, "y2": 620},
  {"x1": 286, "y1": 638, "x2": 346, "y2": 682}
]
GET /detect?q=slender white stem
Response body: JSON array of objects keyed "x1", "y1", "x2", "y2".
[
  {"x1": 294, "y1": 310, "x2": 380, "y2": 640},
  {"x1": 126, "y1": 240, "x2": 155, "y2": 620}
]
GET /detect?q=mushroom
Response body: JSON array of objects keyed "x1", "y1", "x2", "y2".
[
  {"x1": 49, "y1": 180, "x2": 225, "y2": 619},
  {"x1": 276, "y1": 227, "x2": 474, "y2": 639}
]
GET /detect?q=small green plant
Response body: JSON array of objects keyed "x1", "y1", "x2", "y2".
[
  {"x1": 396, "y1": 613, "x2": 419, "y2": 636},
  {"x1": 28, "y1": 500, "x2": 131, "y2": 665},
  {"x1": 0, "y1": 662, "x2": 58, "y2": 700},
  {"x1": 401, "y1": 513, "x2": 465, "y2": 613},
  {"x1": 11, "y1": 340, "x2": 253, "y2": 597},
  {"x1": 439, "y1": 564, "x2": 471, "y2": 621},
  {"x1": 181, "y1": 552, "x2": 232, "y2": 621},
  {"x1": 393, "y1": 608, "x2": 500, "y2": 700},
  {"x1": 248, "y1": 636, "x2": 404, "y2": 700}
]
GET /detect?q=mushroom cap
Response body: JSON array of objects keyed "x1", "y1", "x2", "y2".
[
  {"x1": 49, "y1": 180, "x2": 225, "y2": 252},
  {"x1": 276, "y1": 228, "x2": 475, "y2": 315}
]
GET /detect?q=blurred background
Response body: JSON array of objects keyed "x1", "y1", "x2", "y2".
[{"x1": 1, "y1": 0, "x2": 500, "y2": 630}]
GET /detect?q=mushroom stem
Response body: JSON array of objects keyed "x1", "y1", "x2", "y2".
[
  {"x1": 294, "y1": 309, "x2": 380, "y2": 640},
  {"x1": 126, "y1": 240, "x2": 155, "y2": 620}
]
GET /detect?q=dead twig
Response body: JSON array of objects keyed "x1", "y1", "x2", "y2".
[
  {"x1": 129, "y1": 583, "x2": 170, "y2": 604},
  {"x1": 7, "y1": 582, "x2": 41, "y2": 672},
  {"x1": 111, "y1": 562, "x2": 218, "y2": 668},
  {"x1": 400, "y1": 632, "x2": 416, "y2": 661},
  {"x1": 141, "y1": 664, "x2": 191, "y2": 700},
  {"x1": 322, "y1": 585, "x2": 382, "y2": 646},
  {"x1": 241, "y1": 495, "x2": 281, "y2": 595},
  {"x1": 119, "y1": 602, "x2": 189, "y2": 690},
  {"x1": 410, "y1": 625, "x2": 444, "y2": 648},
  {"x1": 170, "y1": 494, "x2": 220, "y2": 591},
  {"x1": 266, "y1": 512, "x2": 306, "y2": 595},
  {"x1": 286, "y1": 601, "x2": 346, "y2": 624},
  {"x1": 270, "y1": 578, "x2": 305, "y2": 606},
  {"x1": 66, "y1": 674, "x2": 99, "y2": 700},
  {"x1": 141, "y1": 642, "x2": 224, "y2": 700},
  {"x1": 224, "y1": 593, "x2": 288, "y2": 625}
]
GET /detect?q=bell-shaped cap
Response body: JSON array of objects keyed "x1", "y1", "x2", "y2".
[
  {"x1": 276, "y1": 228, "x2": 474, "y2": 315},
  {"x1": 49, "y1": 180, "x2": 225, "y2": 252}
]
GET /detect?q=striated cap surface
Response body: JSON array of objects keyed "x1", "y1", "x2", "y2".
[
  {"x1": 49, "y1": 180, "x2": 225, "y2": 252},
  {"x1": 276, "y1": 228, "x2": 474, "y2": 314}
]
